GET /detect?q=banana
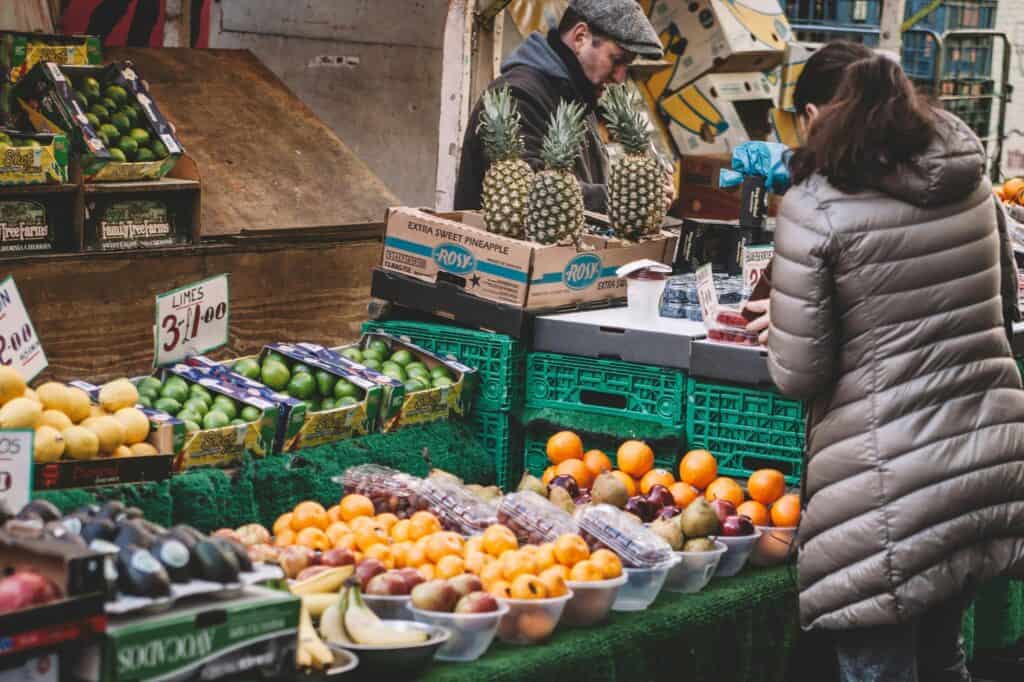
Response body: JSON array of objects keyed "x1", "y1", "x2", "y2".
[
  {"x1": 319, "y1": 590, "x2": 350, "y2": 645},
  {"x1": 302, "y1": 593, "x2": 338, "y2": 619},
  {"x1": 297, "y1": 603, "x2": 334, "y2": 670},
  {"x1": 289, "y1": 565, "x2": 354, "y2": 597},
  {"x1": 342, "y1": 579, "x2": 428, "y2": 646}
]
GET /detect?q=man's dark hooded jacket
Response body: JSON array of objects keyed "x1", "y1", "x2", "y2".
[{"x1": 454, "y1": 29, "x2": 609, "y2": 213}]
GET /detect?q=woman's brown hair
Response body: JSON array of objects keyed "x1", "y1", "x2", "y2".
[{"x1": 790, "y1": 55, "x2": 937, "y2": 193}]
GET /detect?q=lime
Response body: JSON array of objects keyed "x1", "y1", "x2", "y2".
[
  {"x1": 183, "y1": 398, "x2": 208, "y2": 416},
  {"x1": 431, "y1": 365, "x2": 453, "y2": 380},
  {"x1": 265, "y1": 351, "x2": 288, "y2": 366},
  {"x1": 240, "y1": 406, "x2": 261, "y2": 422},
  {"x1": 135, "y1": 148, "x2": 155, "y2": 162},
  {"x1": 138, "y1": 396, "x2": 153, "y2": 408},
  {"x1": 291, "y1": 363, "x2": 313, "y2": 376},
  {"x1": 151, "y1": 140, "x2": 169, "y2": 159},
  {"x1": 89, "y1": 103, "x2": 110, "y2": 121},
  {"x1": 261, "y1": 361, "x2": 290, "y2": 391},
  {"x1": 361, "y1": 348, "x2": 385, "y2": 363},
  {"x1": 405, "y1": 361, "x2": 427, "y2": 374},
  {"x1": 84, "y1": 77, "x2": 101, "y2": 93},
  {"x1": 315, "y1": 370, "x2": 337, "y2": 398},
  {"x1": 333, "y1": 379, "x2": 358, "y2": 400},
  {"x1": 189, "y1": 383, "x2": 212, "y2": 399},
  {"x1": 154, "y1": 397, "x2": 182, "y2": 414},
  {"x1": 138, "y1": 376, "x2": 162, "y2": 394},
  {"x1": 166, "y1": 376, "x2": 189, "y2": 391},
  {"x1": 139, "y1": 386, "x2": 160, "y2": 403},
  {"x1": 306, "y1": 399, "x2": 321, "y2": 413},
  {"x1": 203, "y1": 411, "x2": 230, "y2": 429},
  {"x1": 121, "y1": 107, "x2": 139, "y2": 124},
  {"x1": 369, "y1": 340, "x2": 389, "y2": 356},
  {"x1": 85, "y1": 112, "x2": 100, "y2": 129},
  {"x1": 212, "y1": 397, "x2": 238, "y2": 420},
  {"x1": 176, "y1": 409, "x2": 200, "y2": 424},
  {"x1": 111, "y1": 113, "x2": 131, "y2": 133},
  {"x1": 320, "y1": 398, "x2": 335, "y2": 411},
  {"x1": 389, "y1": 350, "x2": 415, "y2": 367},
  {"x1": 117, "y1": 136, "x2": 138, "y2": 159},
  {"x1": 337, "y1": 397, "x2": 358, "y2": 407},
  {"x1": 96, "y1": 131, "x2": 110, "y2": 147},
  {"x1": 362, "y1": 358, "x2": 382, "y2": 371},
  {"x1": 184, "y1": 419, "x2": 201, "y2": 434},
  {"x1": 381, "y1": 361, "x2": 402, "y2": 373},
  {"x1": 406, "y1": 365, "x2": 430, "y2": 380},
  {"x1": 340, "y1": 347, "x2": 363, "y2": 363},
  {"x1": 105, "y1": 85, "x2": 128, "y2": 105},
  {"x1": 15, "y1": 139, "x2": 40, "y2": 148},
  {"x1": 74, "y1": 91, "x2": 89, "y2": 109},
  {"x1": 432, "y1": 376, "x2": 454, "y2": 388},
  {"x1": 233, "y1": 358, "x2": 260, "y2": 380},
  {"x1": 129, "y1": 128, "x2": 150, "y2": 144},
  {"x1": 159, "y1": 383, "x2": 188, "y2": 403},
  {"x1": 101, "y1": 96, "x2": 117, "y2": 112},
  {"x1": 287, "y1": 372, "x2": 316, "y2": 400},
  {"x1": 230, "y1": 418, "x2": 247, "y2": 427},
  {"x1": 383, "y1": 366, "x2": 407, "y2": 382},
  {"x1": 405, "y1": 380, "x2": 427, "y2": 393},
  {"x1": 108, "y1": 148, "x2": 127, "y2": 162}
]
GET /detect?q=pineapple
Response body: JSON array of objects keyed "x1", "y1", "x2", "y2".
[
  {"x1": 478, "y1": 87, "x2": 534, "y2": 239},
  {"x1": 600, "y1": 83, "x2": 667, "y2": 241},
  {"x1": 526, "y1": 100, "x2": 588, "y2": 245}
]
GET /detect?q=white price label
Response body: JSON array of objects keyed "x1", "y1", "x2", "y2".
[
  {"x1": 0, "y1": 277, "x2": 47, "y2": 382},
  {"x1": 695, "y1": 263, "x2": 718, "y2": 325},
  {"x1": 742, "y1": 245, "x2": 774, "y2": 293},
  {"x1": 154, "y1": 274, "x2": 230, "y2": 366},
  {"x1": 0, "y1": 430, "x2": 34, "y2": 517}
]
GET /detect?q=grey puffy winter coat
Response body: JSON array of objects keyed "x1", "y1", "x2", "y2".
[{"x1": 767, "y1": 109, "x2": 1024, "y2": 631}]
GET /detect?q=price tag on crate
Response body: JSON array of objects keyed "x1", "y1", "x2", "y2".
[
  {"x1": 695, "y1": 263, "x2": 718, "y2": 323},
  {"x1": 154, "y1": 274, "x2": 230, "y2": 366},
  {"x1": 0, "y1": 430, "x2": 33, "y2": 516},
  {"x1": 0, "y1": 277, "x2": 47, "y2": 382},
  {"x1": 742, "y1": 244, "x2": 774, "y2": 294}
]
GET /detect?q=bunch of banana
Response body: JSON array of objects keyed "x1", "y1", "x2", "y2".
[
  {"x1": 289, "y1": 565, "x2": 354, "y2": 671},
  {"x1": 320, "y1": 578, "x2": 428, "y2": 646}
]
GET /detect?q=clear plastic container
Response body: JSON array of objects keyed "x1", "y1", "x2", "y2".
[
  {"x1": 363, "y1": 593, "x2": 413, "y2": 620},
  {"x1": 712, "y1": 530, "x2": 762, "y2": 577},
  {"x1": 497, "y1": 491, "x2": 578, "y2": 546},
  {"x1": 706, "y1": 308, "x2": 760, "y2": 347},
  {"x1": 336, "y1": 464, "x2": 424, "y2": 518},
  {"x1": 562, "y1": 574, "x2": 628, "y2": 627},
  {"x1": 575, "y1": 504, "x2": 675, "y2": 569},
  {"x1": 664, "y1": 541, "x2": 728, "y2": 593},
  {"x1": 496, "y1": 591, "x2": 574, "y2": 645},
  {"x1": 749, "y1": 526, "x2": 798, "y2": 567},
  {"x1": 409, "y1": 602, "x2": 509, "y2": 662},
  {"x1": 416, "y1": 477, "x2": 498, "y2": 536},
  {"x1": 612, "y1": 559, "x2": 678, "y2": 611}
]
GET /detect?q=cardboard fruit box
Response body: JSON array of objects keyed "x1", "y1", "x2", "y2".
[
  {"x1": 13, "y1": 61, "x2": 184, "y2": 182},
  {"x1": 677, "y1": 153, "x2": 781, "y2": 223},
  {"x1": 0, "y1": 32, "x2": 101, "y2": 124},
  {"x1": 0, "y1": 129, "x2": 69, "y2": 186},
  {"x1": 381, "y1": 207, "x2": 678, "y2": 312}
]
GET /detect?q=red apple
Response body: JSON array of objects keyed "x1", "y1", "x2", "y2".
[
  {"x1": 355, "y1": 558, "x2": 386, "y2": 590},
  {"x1": 321, "y1": 548, "x2": 356, "y2": 567},
  {"x1": 395, "y1": 568, "x2": 425, "y2": 593},
  {"x1": 646, "y1": 485, "x2": 675, "y2": 510},
  {"x1": 655, "y1": 505, "x2": 681, "y2": 520},
  {"x1": 455, "y1": 591, "x2": 499, "y2": 614},
  {"x1": 448, "y1": 574, "x2": 484, "y2": 600},
  {"x1": 709, "y1": 499, "x2": 737, "y2": 525},
  {"x1": 721, "y1": 515, "x2": 756, "y2": 537},
  {"x1": 366, "y1": 572, "x2": 409, "y2": 596}
]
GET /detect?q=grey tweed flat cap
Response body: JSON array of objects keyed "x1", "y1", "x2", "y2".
[{"x1": 568, "y1": 0, "x2": 663, "y2": 59}]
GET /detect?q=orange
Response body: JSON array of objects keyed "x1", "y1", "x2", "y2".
[
  {"x1": 482, "y1": 524, "x2": 518, "y2": 557},
  {"x1": 295, "y1": 527, "x2": 331, "y2": 551},
  {"x1": 426, "y1": 531, "x2": 465, "y2": 563},
  {"x1": 534, "y1": 543, "x2": 557, "y2": 572},
  {"x1": 349, "y1": 516, "x2": 375, "y2": 535},
  {"x1": 669, "y1": 482, "x2": 699, "y2": 508},
  {"x1": 609, "y1": 470, "x2": 637, "y2": 497},
  {"x1": 640, "y1": 468, "x2": 676, "y2": 494},
  {"x1": 273, "y1": 513, "x2": 293, "y2": 536},
  {"x1": 339, "y1": 494, "x2": 374, "y2": 522},
  {"x1": 409, "y1": 514, "x2": 441, "y2": 541},
  {"x1": 737, "y1": 500, "x2": 771, "y2": 526},
  {"x1": 995, "y1": 185, "x2": 1008, "y2": 201},
  {"x1": 355, "y1": 525, "x2": 388, "y2": 552},
  {"x1": 326, "y1": 505, "x2": 343, "y2": 524},
  {"x1": 391, "y1": 541, "x2": 413, "y2": 568},
  {"x1": 617, "y1": 440, "x2": 655, "y2": 478},
  {"x1": 590, "y1": 549, "x2": 623, "y2": 579},
  {"x1": 405, "y1": 543, "x2": 428, "y2": 567},
  {"x1": 547, "y1": 430, "x2": 584, "y2": 464},
  {"x1": 502, "y1": 550, "x2": 538, "y2": 581},
  {"x1": 748, "y1": 469, "x2": 786, "y2": 505},
  {"x1": 291, "y1": 501, "x2": 329, "y2": 532},
  {"x1": 771, "y1": 494, "x2": 801, "y2": 527},
  {"x1": 1004, "y1": 178, "x2": 1024, "y2": 204},
  {"x1": 538, "y1": 566, "x2": 569, "y2": 597},
  {"x1": 583, "y1": 450, "x2": 613, "y2": 478},
  {"x1": 679, "y1": 450, "x2": 718, "y2": 490},
  {"x1": 553, "y1": 533, "x2": 590, "y2": 566},
  {"x1": 390, "y1": 519, "x2": 412, "y2": 542},
  {"x1": 364, "y1": 543, "x2": 394, "y2": 569},
  {"x1": 569, "y1": 559, "x2": 604, "y2": 582},
  {"x1": 374, "y1": 513, "x2": 399, "y2": 532},
  {"x1": 705, "y1": 477, "x2": 745, "y2": 507},
  {"x1": 480, "y1": 559, "x2": 506, "y2": 586},
  {"x1": 555, "y1": 458, "x2": 592, "y2": 489},
  {"x1": 418, "y1": 564, "x2": 436, "y2": 581},
  {"x1": 465, "y1": 536, "x2": 485, "y2": 555},
  {"x1": 510, "y1": 574, "x2": 548, "y2": 600},
  {"x1": 465, "y1": 551, "x2": 491, "y2": 575},
  {"x1": 325, "y1": 522, "x2": 351, "y2": 546},
  {"x1": 541, "y1": 563, "x2": 570, "y2": 582},
  {"x1": 274, "y1": 529, "x2": 296, "y2": 548},
  {"x1": 436, "y1": 554, "x2": 466, "y2": 579},
  {"x1": 541, "y1": 466, "x2": 557, "y2": 486},
  {"x1": 334, "y1": 534, "x2": 357, "y2": 552}
]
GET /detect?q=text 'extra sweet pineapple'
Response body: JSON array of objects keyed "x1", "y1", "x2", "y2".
[
  {"x1": 600, "y1": 83, "x2": 666, "y2": 241},
  {"x1": 478, "y1": 86, "x2": 534, "y2": 240},
  {"x1": 527, "y1": 100, "x2": 588, "y2": 246}
]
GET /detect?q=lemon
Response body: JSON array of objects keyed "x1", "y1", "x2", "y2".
[
  {"x1": 65, "y1": 387, "x2": 93, "y2": 423},
  {"x1": 114, "y1": 407, "x2": 150, "y2": 445},
  {"x1": 0, "y1": 397, "x2": 41, "y2": 428},
  {"x1": 0, "y1": 366, "x2": 26, "y2": 405},
  {"x1": 99, "y1": 379, "x2": 138, "y2": 413},
  {"x1": 86, "y1": 416, "x2": 125, "y2": 454},
  {"x1": 63, "y1": 426, "x2": 99, "y2": 460},
  {"x1": 130, "y1": 442, "x2": 159, "y2": 456},
  {"x1": 36, "y1": 382, "x2": 70, "y2": 413},
  {"x1": 112, "y1": 445, "x2": 134, "y2": 458},
  {"x1": 40, "y1": 409, "x2": 73, "y2": 432},
  {"x1": 34, "y1": 425, "x2": 65, "y2": 463}
]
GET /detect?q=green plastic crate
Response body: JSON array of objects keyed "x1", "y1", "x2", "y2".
[
  {"x1": 523, "y1": 429, "x2": 684, "y2": 480},
  {"x1": 686, "y1": 378, "x2": 805, "y2": 485},
  {"x1": 467, "y1": 409, "x2": 523, "y2": 491},
  {"x1": 364, "y1": 320, "x2": 524, "y2": 411},
  {"x1": 525, "y1": 353, "x2": 686, "y2": 428}
]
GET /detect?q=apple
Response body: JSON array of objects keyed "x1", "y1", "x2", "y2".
[
  {"x1": 455, "y1": 591, "x2": 499, "y2": 614},
  {"x1": 395, "y1": 568, "x2": 426, "y2": 593},
  {"x1": 646, "y1": 485, "x2": 675, "y2": 510},
  {"x1": 448, "y1": 573, "x2": 484, "y2": 600},
  {"x1": 355, "y1": 558, "x2": 386, "y2": 590},
  {"x1": 410, "y1": 579, "x2": 458, "y2": 613},
  {"x1": 709, "y1": 499, "x2": 737, "y2": 525},
  {"x1": 295, "y1": 565, "x2": 333, "y2": 582},
  {"x1": 625, "y1": 496, "x2": 655, "y2": 523},
  {"x1": 721, "y1": 515, "x2": 756, "y2": 537},
  {"x1": 655, "y1": 505, "x2": 681, "y2": 520},
  {"x1": 0, "y1": 572, "x2": 59, "y2": 615},
  {"x1": 366, "y1": 572, "x2": 409, "y2": 596},
  {"x1": 548, "y1": 475, "x2": 580, "y2": 499},
  {"x1": 321, "y1": 548, "x2": 356, "y2": 567}
]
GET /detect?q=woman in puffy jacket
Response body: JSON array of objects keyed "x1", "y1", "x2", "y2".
[{"x1": 766, "y1": 50, "x2": 1024, "y2": 680}]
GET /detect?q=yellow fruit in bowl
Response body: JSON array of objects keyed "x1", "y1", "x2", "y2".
[
  {"x1": 87, "y1": 405, "x2": 106, "y2": 420},
  {"x1": 62, "y1": 425, "x2": 99, "y2": 460},
  {"x1": 502, "y1": 550, "x2": 537, "y2": 581},
  {"x1": 554, "y1": 533, "x2": 590, "y2": 566},
  {"x1": 590, "y1": 549, "x2": 623, "y2": 579},
  {"x1": 0, "y1": 397, "x2": 41, "y2": 428},
  {"x1": 538, "y1": 566, "x2": 569, "y2": 597},
  {"x1": 114, "y1": 407, "x2": 150, "y2": 445},
  {"x1": 33, "y1": 425, "x2": 64, "y2": 463},
  {"x1": 569, "y1": 559, "x2": 604, "y2": 582},
  {"x1": 534, "y1": 543, "x2": 557, "y2": 572},
  {"x1": 488, "y1": 580, "x2": 513, "y2": 599},
  {"x1": 510, "y1": 574, "x2": 548, "y2": 600},
  {"x1": 39, "y1": 409, "x2": 73, "y2": 432},
  {"x1": 0, "y1": 366, "x2": 26, "y2": 404},
  {"x1": 99, "y1": 379, "x2": 138, "y2": 413},
  {"x1": 65, "y1": 388, "x2": 92, "y2": 423},
  {"x1": 436, "y1": 554, "x2": 466, "y2": 579},
  {"x1": 482, "y1": 524, "x2": 518, "y2": 557}
]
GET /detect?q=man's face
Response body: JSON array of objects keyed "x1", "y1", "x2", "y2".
[{"x1": 575, "y1": 27, "x2": 635, "y2": 95}]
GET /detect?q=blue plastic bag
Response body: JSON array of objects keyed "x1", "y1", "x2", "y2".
[{"x1": 719, "y1": 141, "x2": 793, "y2": 194}]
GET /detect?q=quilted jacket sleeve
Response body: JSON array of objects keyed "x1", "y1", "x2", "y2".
[
  {"x1": 995, "y1": 198, "x2": 1022, "y2": 335},
  {"x1": 767, "y1": 183, "x2": 838, "y2": 400}
]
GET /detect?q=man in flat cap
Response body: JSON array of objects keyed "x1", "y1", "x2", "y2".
[{"x1": 454, "y1": 0, "x2": 673, "y2": 215}]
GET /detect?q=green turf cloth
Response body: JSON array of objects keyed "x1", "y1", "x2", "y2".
[
  {"x1": 973, "y1": 577, "x2": 1024, "y2": 650},
  {"x1": 422, "y1": 566, "x2": 799, "y2": 682},
  {"x1": 34, "y1": 480, "x2": 173, "y2": 527},
  {"x1": 169, "y1": 452, "x2": 259, "y2": 533}
]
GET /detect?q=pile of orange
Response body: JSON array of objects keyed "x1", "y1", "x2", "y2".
[
  {"x1": 542, "y1": 431, "x2": 664, "y2": 493},
  {"x1": 995, "y1": 177, "x2": 1024, "y2": 206}
]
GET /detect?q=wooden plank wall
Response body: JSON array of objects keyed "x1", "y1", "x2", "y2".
[{"x1": 8, "y1": 234, "x2": 382, "y2": 383}]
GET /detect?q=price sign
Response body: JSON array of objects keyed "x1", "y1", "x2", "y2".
[
  {"x1": 742, "y1": 244, "x2": 774, "y2": 294},
  {"x1": 695, "y1": 263, "x2": 718, "y2": 325},
  {"x1": 154, "y1": 274, "x2": 229, "y2": 366},
  {"x1": 0, "y1": 276, "x2": 47, "y2": 381},
  {"x1": 0, "y1": 430, "x2": 33, "y2": 517}
]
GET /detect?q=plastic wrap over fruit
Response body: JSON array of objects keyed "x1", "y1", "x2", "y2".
[
  {"x1": 338, "y1": 464, "x2": 425, "y2": 518},
  {"x1": 575, "y1": 504, "x2": 675, "y2": 568},
  {"x1": 417, "y1": 477, "x2": 498, "y2": 535},
  {"x1": 497, "y1": 491, "x2": 579, "y2": 545}
]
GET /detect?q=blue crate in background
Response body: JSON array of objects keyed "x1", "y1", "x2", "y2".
[
  {"x1": 902, "y1": 32, "x2": 993, "y2": 80},
  {"x1": 785, "y1": 0, "x2": 880, "y2": 26},
  {"x1": 904, "y1": 0, "x2": 997, "y2": 32}
]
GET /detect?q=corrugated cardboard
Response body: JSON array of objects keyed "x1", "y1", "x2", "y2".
[
  {"x1": 381, "y1": 208, "x2": 678, "y2": 312},
  {"x1": 677, "y1": 153, "x2": 780, "y2": 221},
  {"x1": 646, "y1": 0, "x2": 789, "y2": 91}
]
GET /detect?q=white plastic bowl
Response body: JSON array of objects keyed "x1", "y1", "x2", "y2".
[
  {"x1": 712, "y1": 530, "x2": 763, "y2": 577},
  {"x1": 749, "y1": 526, "x2": 798, "y2": 567},
  {"x1": 362, "y1": 593, "x2": 413, "y2": 620},
  {"x1": 664, "y1": 541, "x2": 728, "y2": 593},
  {"x1": 409, "y1": 601, "x2": 509, "y2": 662},
  {"x1": 496, "y1": 590, "x2": 574, "y2": 645},
  {"x1": 562, "y1": 574, "x2": 628, "y2": 627},
  {"x1": 612, "y1": 558, "x2": 679, "y2": 611}
]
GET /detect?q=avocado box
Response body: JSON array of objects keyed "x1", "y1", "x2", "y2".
[
  {"x1": 13, "y1": 61, "x2": 183, "y2": 182},
  {"x1": 381, "y1": 207, "x2": 678, "y2": 311},
  {"x1": 0, "y1": 129, "x2": 69, "y2": 185},
  {"x1": 72, "y1": 585, "x2": 298, "y2": 682}
]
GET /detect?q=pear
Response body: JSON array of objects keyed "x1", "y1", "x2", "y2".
[
  {"x1": 517, "y1": 473, "x2": 548, "y2": 498},
  {"x1": 548, "y1": 485, "x2": 575, "y2": 514},
  {"x1": 429, "y1": 468, "x2": 463, "y2": 486},
  {"x1": 680, "y1": 498, "x2": 720, "y2": 539},
  {"x1": 683, "y1": 537, "x2": 717, "y2": 552},
  {"x1": 650, "y1": 517, "x2": 683, "y2": 551},
  {"x1": 591, "y1": 472, "x2": 629, "y2": 509}
]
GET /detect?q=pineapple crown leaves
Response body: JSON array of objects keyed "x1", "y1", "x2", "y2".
[
  {"x1": 477, "y1": 86, "x2": 526, "y2": 163},
  {"x1": 540, "y1": 100, "x2": 588, "y2": 172},
  {"x1": 599, "y1": 83, "x2": 652, "y2": 156}
]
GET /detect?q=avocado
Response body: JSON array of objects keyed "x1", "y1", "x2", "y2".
[
  {"x1": 151, "y1": 535, "x2": 193, "y2": 583},
  {"x1": 211, "y1": 536, "x2": 252, "y2": 572},
  {"x1": 116, "y1": 545, "x2": 171, "y2": 597},
  {"x1": 99, "y1": 501, "x2": 126, "y2": 521},
  {"x1": 193, "y1": 540, "x2": 241, "y2": 583},
  {"x1": 17, "y1": 500, "x2": 61, "y2": 523},
  {"x1": 114, "y1": 519, "x2": 155, "y2": 550},
  {"x1": 124, "y1": 507, "x2": 144, "y2": 520},
  {"x1": 168, "y1": 524, "x2": 205, "y2": 548}
]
